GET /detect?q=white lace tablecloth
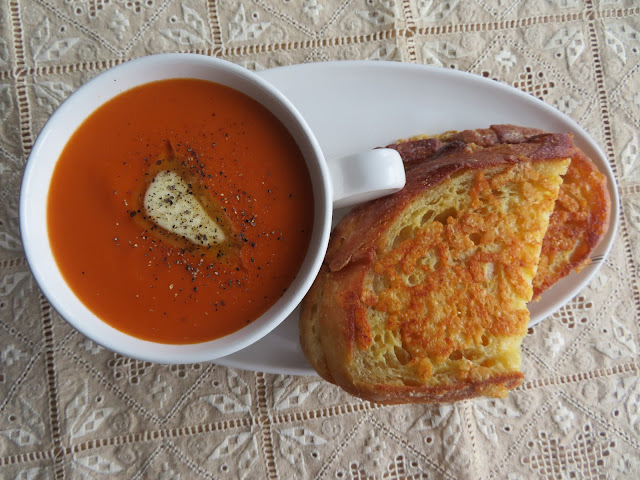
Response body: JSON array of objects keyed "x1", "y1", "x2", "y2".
[{"x1": 1, "y1": 1, "x2": 639, "y2": 478}]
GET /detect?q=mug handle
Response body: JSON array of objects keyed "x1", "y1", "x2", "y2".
[{"x1": 326, "y1": 148, "x2": 406, "y2": 209}]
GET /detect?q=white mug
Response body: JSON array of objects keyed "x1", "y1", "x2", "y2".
[{"x1": 19, "y1": 53, "x2": 405, "y2": 364}]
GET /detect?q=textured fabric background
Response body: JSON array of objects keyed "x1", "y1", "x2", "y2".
[{"x1": 1, "y1": 1, "x2": 639, "y2": 478}]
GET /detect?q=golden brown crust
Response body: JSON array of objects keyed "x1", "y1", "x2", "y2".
[
  {"x1": 533, "y1": 147, "x2": 610, "y2": 297},
  {"x1": 299, "y1": 266, "x2": 334, "y2": 383},
  {"x1": 335, "y1": 370, "x2": 524, "y2": 405},
  {"x1": 315, "y1": 262, "x2": 370, "y2": 390}
]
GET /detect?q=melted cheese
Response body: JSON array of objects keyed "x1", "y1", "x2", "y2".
[{"x1": 144, "y1": 170, "x2": 226, "y2": 246}]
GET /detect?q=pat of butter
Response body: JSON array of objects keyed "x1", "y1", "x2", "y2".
[{"x1": 144, "y1": 170, "x2": 225, "y2": 246}]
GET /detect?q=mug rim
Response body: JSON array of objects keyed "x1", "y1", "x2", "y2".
[{"x1": 19, "y1": 53, "x2": 332, "y2": 364}]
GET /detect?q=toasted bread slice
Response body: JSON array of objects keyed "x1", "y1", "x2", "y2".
[
  {"x1": 388, "y1": 125, "x2": 610, "y2": 299},
  {"x1": 300, "y1": 133, "x2": 572, "y2": 403}
]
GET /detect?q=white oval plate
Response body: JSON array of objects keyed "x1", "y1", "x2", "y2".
[{"x1": 216, "y1": 61, "x2": 619, "y2": 376}]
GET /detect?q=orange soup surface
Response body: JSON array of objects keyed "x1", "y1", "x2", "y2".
[{"x1": 48, "y1": 78, "x2": 314, "y2": 344}]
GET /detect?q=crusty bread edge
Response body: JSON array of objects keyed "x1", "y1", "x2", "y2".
[
  {"x1": 299, "y1": 266, "x2": 335, "y2": 383},
  {"x1": 335, "y1": 372, "x2": 525, "y2": 405}
]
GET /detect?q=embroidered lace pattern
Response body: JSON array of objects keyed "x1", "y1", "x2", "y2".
[{"x1": 1, "y1": 1, "x2": 639, "y2": 478}]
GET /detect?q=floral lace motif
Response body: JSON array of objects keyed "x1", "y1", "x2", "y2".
[{"x1": 0, "y1": 0, "x2": 638, "y2": 478}]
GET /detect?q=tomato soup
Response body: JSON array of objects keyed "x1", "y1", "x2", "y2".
[{"x1": 47, "y1": 78, "x2": 314, "y2": 344}]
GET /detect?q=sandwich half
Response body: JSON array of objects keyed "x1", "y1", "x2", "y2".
[{"x1": 388, "y1": 125, "x2": 610, "y2": 299}]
